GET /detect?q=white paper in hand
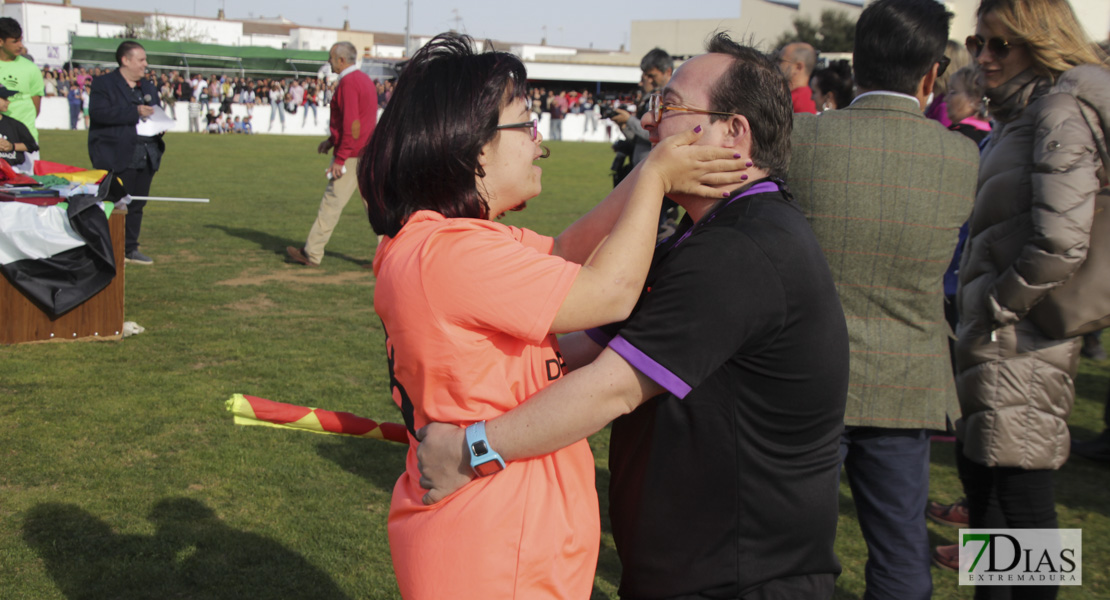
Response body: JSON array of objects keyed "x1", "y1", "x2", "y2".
[{"x1": 136, "y1": 106, "x2": 175, "y2": 136}]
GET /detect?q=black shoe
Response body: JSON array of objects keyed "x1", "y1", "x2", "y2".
[
  {"x1": 1072, "y1": 430, "x2": 1110, "y2": 462},
  {"x1": 124, "y1": 250, "x2": 153, "y2": 265}
]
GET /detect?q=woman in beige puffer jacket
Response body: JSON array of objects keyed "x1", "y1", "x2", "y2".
[{"x1": 954, "y1": 0, "x2": 1107, "y2": 591}]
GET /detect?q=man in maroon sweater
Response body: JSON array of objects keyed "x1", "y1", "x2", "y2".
[
  {"x1": 776, "y1": 42, "x2": 818, "y2": 114},
  {"x1": 288, "y1": 41, "x2": 378, "y2": 267}
]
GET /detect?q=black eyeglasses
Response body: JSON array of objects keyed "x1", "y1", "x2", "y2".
[
  {"x1": 496, "y1": 119, "x2": 539, "y2": 141},
  {"x1": 936, "y1": 56, "x2": 951, "y2": 78},
  {"x1": 965, "y1": 35, "x2": 1016, "y2": 59}
]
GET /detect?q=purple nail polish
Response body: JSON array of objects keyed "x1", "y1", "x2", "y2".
[
  {"x1": 745, "y1": 161, "x2": 753, "y2": 167},
  {"x1": 741, "y1": 174, "x2": 748, "y2": 180},
  {"x1": 693, "y1": 125, "x2": 702, "y2": 133},
  {"x1": 722, "y1": 191, "x2": 730, "y2": 197},
  {"x1": 733, "y1": 153, "x2": 742, "y2": 158}
]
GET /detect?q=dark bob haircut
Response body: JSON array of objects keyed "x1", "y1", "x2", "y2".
[
  {"x1": 704, "y1": 32, "x2": 793, "y2": 180},
  {"x1": 811, "y1": 59, "x2": 855, "y2": 109},
  {"x1": 853, "y1": 0, "x2": 951, "y2": 96},
  {"x1": 360, "y1": 33, "x2": 528, "y2": 237}
]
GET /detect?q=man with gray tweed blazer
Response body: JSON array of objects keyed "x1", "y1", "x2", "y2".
[{"x1": 786, "y1": 0, "x2": 979, "y2": 598}]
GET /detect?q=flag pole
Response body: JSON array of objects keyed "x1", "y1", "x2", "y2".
[{"x1": 129, "y1": 196, "x2": 210, "y2": 203}]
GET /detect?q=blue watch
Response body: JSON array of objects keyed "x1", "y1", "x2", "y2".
[{"x1": 465, "y1": 421, "x2": 506, "y2": 477}]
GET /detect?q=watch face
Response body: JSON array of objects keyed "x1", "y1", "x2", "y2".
[{"x1": 473, "y1": 459, "x2": 504, "y2": 477}]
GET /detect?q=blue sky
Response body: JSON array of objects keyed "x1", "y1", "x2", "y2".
[{"x1": 72, "y1": 0, "x2": 742, "y2": 51}]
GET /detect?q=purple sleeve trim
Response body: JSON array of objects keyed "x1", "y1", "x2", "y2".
[
  {"x1": 585, "y1": 327, "x2": 613, "y2": 347},
  {"x1": 609, "y1": 335, "x2": 692, "y2": 399}
]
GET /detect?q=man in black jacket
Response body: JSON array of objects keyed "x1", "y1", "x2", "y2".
[{"x1": 88, "y1": 41, "x2": 164, "y2": 265}]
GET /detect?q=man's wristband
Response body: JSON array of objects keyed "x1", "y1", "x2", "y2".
[{"x1": 465, "y1": 421, "x2": 505, "y2": 477}]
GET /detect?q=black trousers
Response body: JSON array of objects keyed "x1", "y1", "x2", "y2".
[
  {"x1": 117, "y1": 167, "x2": 155, "y2": 253},
  {"x1": 957, "y1": 442, "x2": 1059, "y2": 600}
]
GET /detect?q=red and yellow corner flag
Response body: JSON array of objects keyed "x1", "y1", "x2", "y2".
[{"x1": 226, "y1": 394, "x2": 409, "y2": 444}]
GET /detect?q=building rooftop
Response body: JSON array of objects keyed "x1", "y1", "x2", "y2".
[
  {"x1": 241, "y1": 21, "x2": 296, "y2": 36},
  {"x1": 75, "y1": 6, "x2": 146, "y2": 26}
]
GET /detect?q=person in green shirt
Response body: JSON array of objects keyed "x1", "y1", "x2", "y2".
[{"x1": 0, "y1": 18, "x2": 44, "y2": 144}]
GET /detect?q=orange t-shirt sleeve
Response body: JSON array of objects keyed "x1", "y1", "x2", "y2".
[
  {"x1": 422, "y1": 224, "x2": 580, "y2": 344},
  {"x1": 510, "y1": 224, "x2": 557, "y2": 254}
]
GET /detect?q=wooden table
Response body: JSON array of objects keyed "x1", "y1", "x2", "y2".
[{"x1": 0, "y1": 209, "x2": 125, "y2": 344}]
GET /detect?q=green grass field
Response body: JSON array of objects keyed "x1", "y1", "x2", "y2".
[{"x1": 2, "y1": 131, "x2": 1107, "y2": 599}]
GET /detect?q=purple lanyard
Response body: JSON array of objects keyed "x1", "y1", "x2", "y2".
[{"x1": 670, "y1": 181, "x2": 781, "y2": 248}]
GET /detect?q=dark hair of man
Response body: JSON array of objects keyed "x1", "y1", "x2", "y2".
[
  {"x1": 640, "y1": 48, "x2": 673, "y2": 74},
  {"x1": 116, "y1": 41, "x2": 144, "y2": 65},
  {"x1": 703, "y1": 32, "x2": 793, "y2": 179},
  {"x1": 359, "y1": 32, "x2": 529, "y2": 237},
  {"x1": 812, "y1": 59, "x2": 855, "y2": 108},
  {"x1": 853, "y1": 0, "x2": 951, "y2": 95},
  {"x1": 0, "y1": 17, "x2": 22, "y2": 40}
]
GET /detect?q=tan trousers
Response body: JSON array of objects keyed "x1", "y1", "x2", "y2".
[{"x1": 303, "y1": 157, "x2": 365, "y2": 264}]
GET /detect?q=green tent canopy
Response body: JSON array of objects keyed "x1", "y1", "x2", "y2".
[{"x1": 69, "y1": 36, "x2": 329, "y2": 77}]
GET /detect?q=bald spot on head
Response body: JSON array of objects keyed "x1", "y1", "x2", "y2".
[{"x1": 779, "y1": 42, "x2": 817, "y2": 88}]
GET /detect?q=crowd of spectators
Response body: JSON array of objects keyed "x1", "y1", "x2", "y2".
[
  {"x1": 38, "y1": 65, "x2": 401, "y2": 131},
  {"x1": 525, "y1": 86, "x2": 648, "y2": 140},
  {"x1": 39, "y1": 63, "x2": 642, "y2": 137},
  {"x1": 204, "y1": 110, "x2": 253, "y2": 134}
]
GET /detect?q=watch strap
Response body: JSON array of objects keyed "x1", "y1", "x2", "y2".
[{"x1": 465, "y1": 421, "x2": 505, "y2": 477}]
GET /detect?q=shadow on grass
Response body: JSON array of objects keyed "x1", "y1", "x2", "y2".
[
  {"x1": 205, "y1": 224, "x2": 370, "y2": 267},
  {"x1": 315, "y1": 436, "x2": 408, "y2": 492},
  {"x1": 834, "y1": 486, "x2": 864, "y2": 598},
  {"x1": 22, "y1": 498, "x2": 350, "y2": 599},
  {"x1": 929, "y1": 440, "x2": 959, "y2": 468},
  {"x1": 1055, "y1": 458, "x2": 1110, "y2": 517},
  {"x1": 838, "y1": 484, "x2": 859, "y2": 521},
  {"x1": 1061, "y1": 367, "x2": 1110, "y2": 516}
]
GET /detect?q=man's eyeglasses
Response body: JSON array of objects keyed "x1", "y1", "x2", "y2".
[
  {"x1": 647, "y1": 92, "x2": 739, "y2": 123},
  {"x1": 965, "y1": 35, "x2": 1017, "y2": 59},
  {"x1": 496, "y1": 118, "x2": 539, "y2": 141},
  {"x1": 936, "y1": 56, "x2": 951, "y2": 78}
]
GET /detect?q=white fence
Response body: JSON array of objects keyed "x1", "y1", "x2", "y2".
[{"x1": 35, "y1": 96, "x2": 627, "y2": 143}]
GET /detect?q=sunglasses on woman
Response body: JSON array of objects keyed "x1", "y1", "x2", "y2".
[
  {"x1": 965, "y1": 35, "x2": 1016, "y2": 59},
  {"x1": 496, "y1": 118, "x2": 540, "y2": 141}
]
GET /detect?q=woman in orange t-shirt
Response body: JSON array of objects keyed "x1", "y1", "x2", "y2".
[{"x1": 359, "y1": 33, "x2": 744, "y2": 599}]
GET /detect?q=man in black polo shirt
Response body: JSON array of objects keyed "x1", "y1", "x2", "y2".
[{"x1": 417, "y1": 33, "x2": 849, "y2": 599}]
